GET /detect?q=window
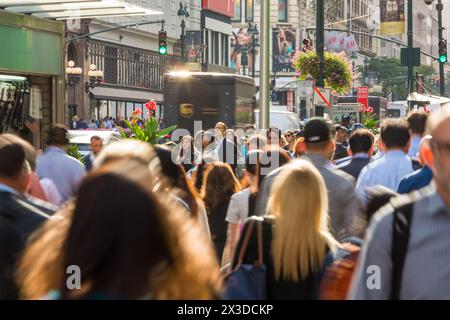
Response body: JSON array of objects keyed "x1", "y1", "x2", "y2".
[
  {"x1": 245, "y1": 0, "x2": 254, "y2": 22},
  {"x1": 278, "y1": 0, "x2": 288, "y2": 22},
  {"x1": 126, "y1": 102, "x2": 134, "y2": 119},
  {"x1": 233, "y1": 0, "x2": 241, "y2": 22}
]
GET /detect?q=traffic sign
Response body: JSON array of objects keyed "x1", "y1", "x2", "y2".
[{"x1": 313, "y1": 87, "x2": 331, "y2": 107}]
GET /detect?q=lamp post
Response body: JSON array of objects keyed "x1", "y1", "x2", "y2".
[
  {"x1": 85, "y1": 64, "x2": 104, "y2": 93},
  {"x1": 247, "y1": 23, "x2": 259, "y2": 79},
  {"x1": 65, "y1": 60, "x2": 82, "y2": 120},
  {"x1": 351, "y1": 51, "x2": 357, "y2": 95},
  {"x1": 177, "y1": 1, "x2": 190, "y2": 63},
  {"x1": 363, "y1": 56, "x2": 370, "y2": 86}
]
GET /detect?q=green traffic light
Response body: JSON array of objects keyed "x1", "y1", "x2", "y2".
[
  {"x1": 439, "y1": 55, "x2": 447, "y2": 63},
  {"x1": 159, "y1": 46, "x2": 167, "y2": 55}
]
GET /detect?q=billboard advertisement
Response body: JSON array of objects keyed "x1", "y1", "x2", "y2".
[
  {"x1": 230, "y1": 26, "x2": 260, "y2": 75},
  {"x1": 202, "y1": 0, "x2": 234, "y2": 18},
  {"x1": 380, "y1": 0, "x2": 405, "y2": 35},
  {"x1": 272, "y1": 27, "x2": 296, "y2": 73}
]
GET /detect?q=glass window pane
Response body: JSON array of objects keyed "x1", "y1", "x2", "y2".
[
  {"x1": 117, "y1": 101, "x2": 125, "y2": 119},
  {"x1": 109, "y1": 101, "x2": 117, "y2": 119},
  {"x1": 278, "y1": 0, "x2": 287, "y2": 22},
  {"x1": 233, "y1": 0, "x2": 241, "y2": 22},
  {"x1": 126, "y1": 102, "x2": 134, "y2": 120},
  {"x1": 99, "y1": 100, "x2": 108, "y2": 119},
  {"x1": 246, "y1": 0, "x2": 253, "y2": 22}
]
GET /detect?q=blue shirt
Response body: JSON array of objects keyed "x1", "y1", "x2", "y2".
[
  {"x1": 0, "y1": 183, "x2": 20, "y2": 196},
  {"x1": 356, "y1": 150, "x2": 414, "y2": 205},
  {"x1": 397, "y1": 166, "x2": 433, "y2": 194},
  {"x1": 407, "y1": 135, "x2": 421, "y2": 158},
  {"x1": 350, "y1": 183, "x2": 450, "y2": 299},
  {"x1": 36, "y1": 146, "x2": 86, "y2": 203}
]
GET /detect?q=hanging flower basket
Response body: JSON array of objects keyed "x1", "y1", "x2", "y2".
[{"x1": 291, "y1": 50, "x2": 353, "y2": 94}]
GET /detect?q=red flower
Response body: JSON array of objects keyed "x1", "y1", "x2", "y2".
[
  {"x1": 145, "y1": 99, "x2": 157, "y2": 111},
  {"x1": 165, "y1": 134, "x2": 171, "y2": 139},
  {"x1": 134, "y1": 108, "x2": 143, "y2": 115}
]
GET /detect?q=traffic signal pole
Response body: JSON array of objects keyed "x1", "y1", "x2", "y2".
[
  {"x1": 316, "y1": 0, "x2": 325, "y2": 88},
  {"x1": 407, "y1": 0, "x2": 414, "y2": 95},
  {"x1": 259, "y1": 0, "x2": 270, "y2": 129},
  {"x1": 437, "y1": 0, "x2": 446, "y2": 96}
]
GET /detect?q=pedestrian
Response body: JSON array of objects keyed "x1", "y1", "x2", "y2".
[
  {"x1": 82, "y1": 136, "x2": 104, "y2": 171},
  {"x1": 406, "y1": 111, "x2": 429, "y2": 162},
  {"x1": 177, "y1": 135, "x2": 198, "y2": 173},
  {"x1": 202, "y1": 162, "x2": 241, "y2": 263},
  {"x1": 17, "y1": 158, "x2": 222, "y2": 299},
  {"x1": 0, "y1": 137, "x2": 52, "y2": 299},
  {"x1": 397, "y1": 135, "x2": 433, "y2": 194},
  {"x1": 155, "y1": 145, "x2": 210, "y2": 240},
  {"x1": 332, "y1": 125, "x2": 349, "y2": 161},
  {"x1": 88, "y1": 119, "x2": 98, "y2": 129},
  {"x1": 337, "y1": 129, "x2": 375, "y2": 180},
  {"x1": 225, "y1": 150, "x2": 263, "y2": 262},
  {"x1": 231, "y1": 160, "x2": 339, "y2": 300},
  {"x1": 214, "y1": 122, "x2": 241, "y2": 172},
  {"x1": 350, "y1": 106, "x2": 450, "y2": 299},
  {"x1": 300, "y1": 118, "x2": 358, "y2": 241},
  {"x1": 356, "y1": 118, "x2": 414, "y2": 205},
  {"x1": 284, "y1": 130, "x2": 295, "y2": 153},
  {"x1": 36, "y1": 125, "x2": 86, "y2": 204}
]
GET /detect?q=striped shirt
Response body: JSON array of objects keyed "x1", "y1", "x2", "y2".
[{"x1": 349, "y1": 183, "x2": 450, "y2": 299}]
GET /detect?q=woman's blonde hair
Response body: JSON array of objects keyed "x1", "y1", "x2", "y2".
[{"x1": 268, "y1": 160, "x2": 338, "y2": 282}]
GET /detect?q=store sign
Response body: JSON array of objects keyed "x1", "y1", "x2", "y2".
[
  {"x1": 202, "y1": 0, "x2": 234, "y2": 17},
  {"x1": 357, "y1": 86, "x2": 369, "y2": 110},
  {"x1": 179, "y1": 103, "x2": 194, "y2": 119}
]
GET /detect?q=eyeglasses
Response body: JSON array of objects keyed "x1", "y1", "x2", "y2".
[{"x1": 285, "y1": 134, "x2": 292, "y2": 137}]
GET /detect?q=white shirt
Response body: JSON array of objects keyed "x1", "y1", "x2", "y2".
[
  {"x1": 356, "y1": 150, "x2": 414, "y2": 205},
  {"x1": 225, "y1": 188, "x2": 252, "y2": 224}
]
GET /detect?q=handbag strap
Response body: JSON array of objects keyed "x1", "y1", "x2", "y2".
[
  {"x1": 235, "y1": 219, "x2": 255, "y2": 270},
  {"x1": 257, "y1": 220, "x2": 263, "y2": 266}
]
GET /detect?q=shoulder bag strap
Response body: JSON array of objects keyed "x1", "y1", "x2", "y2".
[{"x1": 235, "y1": 219, "x2": 255, "y2": 270}]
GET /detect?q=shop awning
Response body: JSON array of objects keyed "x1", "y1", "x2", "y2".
[
  {"x1": 90, "y1": 86, "x2": 163, "y2": 103},
  {"x1": 0, "y1": 0, "x2": 162, "y2": 20}
]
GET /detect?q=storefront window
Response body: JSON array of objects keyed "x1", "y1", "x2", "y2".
[
  {"x1": 245, "y1": 0, "x2": 254, "y2": 22},
  {"x1": 109, "y1": 101, "x2": 117, "y2": 119},
  {"x1": 98, "y1": 100, "x2": 108, "y2": 119},
  {"x1": 126, "y1": 102, "x2": 134, "y2": 120},
  {"x1": 117, "y1": 101, "x2": 125, "y2": 119}
]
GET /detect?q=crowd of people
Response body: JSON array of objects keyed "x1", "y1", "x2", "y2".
[{"x1": 1, "y1": 107, "x2": 450, "y2": 300}]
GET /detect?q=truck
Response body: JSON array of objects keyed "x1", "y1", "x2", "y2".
[{"x1": 163, "y1": 71, "x2": 256, "y2": 134}]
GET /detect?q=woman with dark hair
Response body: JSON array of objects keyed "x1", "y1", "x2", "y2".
[
  {"x1": 155, "y1": 145, "x2": 210, "y2": 238},
  {"x1": 202, "y1": 162, "x2": 241, "y2": 263},
  {"x1": 17, "y1": 159, "x2": 221, "y2": 299},
  {"x1": 177, "y1": 135, "x2": 197, "y2": 173}
]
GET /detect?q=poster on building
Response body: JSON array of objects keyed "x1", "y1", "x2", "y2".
[
  {"x1": 380, "y1": 0, "x2": 405, "y2": 35},
  {"x1": 230, "y1": 27, "x2": 260, "y2": 75},
  {"x1": 272, "y1": 27, "x2": 296, "y2": 73},
  {"x1": 185, "y1": 31, "x2": 203, "y2": 63},
  {"x1": 325, "y1": 32, "x2": 358, "y2": 55}
]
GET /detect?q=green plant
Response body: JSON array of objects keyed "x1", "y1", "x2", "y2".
[
  {"x1": 292, "y1": 50, "x2": 353, "y2": 94},
  {"x1": 68, "y1": 144, "x2": 83, "y2": 161},
  {"x1": 119, "y1": 100, "x2": 177, "y2": 144}
]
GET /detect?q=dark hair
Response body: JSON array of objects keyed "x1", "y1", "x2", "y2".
[
  {"x1": 155, "y1": 145, "x2": 199, "y2": 218},
  {"x1": 380, "y1": 118, "x2": 411, "y2": 149},
  {"x1": 407, "y1": 111, "x2": 429, "y2": 135},
  {"x1": 90, "y1": 135, "x2": 102, "y2": 143},
  {"x1": 245, "y1": 150, "x2": 263, "y2": 176},
  {"x1": 0, "y1": 141, "x2": 25, "y2": 178},
  {"x1": 47, "y1": 124, "x2": 69, "y2": 146},
  {"x1": 366, "y1": 186, "x2": 398, "y2": 222},
  {"x1": 60, "y1": 169, "x2": 171, "y2": 299},
  {"x1": 349, "y1": 129, "x2": 374, "y2": 154},
  {"x1": 179, "y1": 136, "x2": 195, "y2": 164},
  {"x1": 1, "y1": 133, "x2": 37, "y2": 170}
]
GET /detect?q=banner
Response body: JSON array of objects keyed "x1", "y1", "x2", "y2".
[
  {"x1": 272, "y1": 27, "x2": 296, "y2": 72},
  {"x1": 380, "y1": 0, "x2": 405, "y2": 35},
  {"x1": 230, "y1": 26, "x2": 260, "y2": 75},
  {"x1": 185, "y1": 31, "x2": 203, "y2": 63},
  {"x1": 324, "y1": 32, "x2": 358, "y2": 55}
]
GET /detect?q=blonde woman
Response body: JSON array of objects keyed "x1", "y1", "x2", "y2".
[{"x1": 231, "y1": 160, "x2": 339, "y2": 299}]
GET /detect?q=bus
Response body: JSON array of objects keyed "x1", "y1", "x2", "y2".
[{"x1": 163, "y1": 71, "x2": 256, "y2": 134}]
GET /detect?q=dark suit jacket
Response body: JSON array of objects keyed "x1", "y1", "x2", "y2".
[
  {"x1": 338, "y1": 156, "x2": 372, "y2": 180},
  {"x1": 216, "y1": 138, "x2": 240, "y2": 171},
  {"x1": 0, "y1": 191, "x2": 51, "y2": 299},
  {"x1": 333, "y1": 142, "x2": 349, "y2": 161},
  {"x1": 82, "y1": 153, "x2": 94, "y2": 171}
]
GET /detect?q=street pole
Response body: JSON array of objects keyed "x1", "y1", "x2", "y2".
[
  {"x1": 181, "y1": 19, "x2": 186, "y2": 62},
  {"x1": 316, "y1": 0, "x2": 325, "y2": 88},
  {"x1": 407, "y1": 0, "x2": 414, "y2": 95},
  {"x1": 251, "y1": 34, "x2": 256, "y2": 79},
  {"x1": 259, "y1": 0, "x2": 270, "y2": 129},
  {"x1": 437, "y1": 0, "x2": 446, "y2": 96}
]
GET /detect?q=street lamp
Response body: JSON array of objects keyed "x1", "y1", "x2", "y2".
[
  {"x1": 247, "y1": 23, "x2": 260, "y2": 79},
  {"x1": 177, "y1": 1, "x2": 190, "y2": 62},
  {"x1": 350, "y1": 52, "x2": 357, "y2": 95},
  {"x1": 65, "y1": 60, "x2": 82, "y2": 87},
  {"x1": 85, "y1": 64, "x2": 104, "y2": 93}
]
